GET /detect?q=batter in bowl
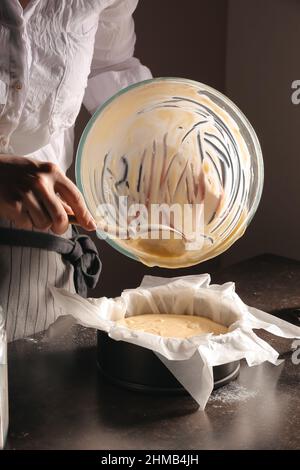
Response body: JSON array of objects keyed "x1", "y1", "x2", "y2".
[
  {"x1": 117, "y1": 314, "x2": 228, "y2": 338},
  {"x1": 79, "y1": 79, "x2": 258, "y2": 268}
]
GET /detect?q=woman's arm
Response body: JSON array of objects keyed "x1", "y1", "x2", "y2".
[{"x1": 83, "y1": 0, "x2": 152, "y2": 115}]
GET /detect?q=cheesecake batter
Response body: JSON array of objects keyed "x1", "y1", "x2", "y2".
[{"x1": 117, "y1": 314, "x2": 228, "y2": 338}]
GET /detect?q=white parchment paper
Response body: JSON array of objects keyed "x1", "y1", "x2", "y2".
[{"x1": 50, "y1": 274, "x2": 300, "y2": 409}]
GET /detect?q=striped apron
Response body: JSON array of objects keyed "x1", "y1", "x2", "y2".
[{"x1": 0, "y1": 219, "x2": 101, "y2": 342}]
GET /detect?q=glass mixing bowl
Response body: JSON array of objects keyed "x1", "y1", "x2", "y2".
[{"x1": 76, "y1": 78, "x2": 263, "y2": 268}]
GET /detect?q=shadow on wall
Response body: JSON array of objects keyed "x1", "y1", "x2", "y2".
[
  {"x1": 222, "y1": 0, "x2": 300, "y2": 266},
  {"x1": 134, "y1": 0, "x2": 228, "y2": 92},
  {"x1": 69, "y1": 0, "x2": 230, "y2": 298}
]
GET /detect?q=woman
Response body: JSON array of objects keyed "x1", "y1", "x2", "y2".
[{"x1": 0, "y1": 0, "x2": 151, "y2": 341}]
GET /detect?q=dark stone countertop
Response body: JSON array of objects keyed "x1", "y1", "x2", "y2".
[{"x1": 5, "y1": 254, "x2": 300, "y2": 450}]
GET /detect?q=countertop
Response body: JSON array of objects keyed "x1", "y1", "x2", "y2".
[{"x1": 5, "y1": 254, "x2": 300, "y2": 450}]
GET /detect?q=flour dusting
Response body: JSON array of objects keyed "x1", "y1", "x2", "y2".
[{"x1": 209, "y1": 382, "x2": 257, "y2": 404}]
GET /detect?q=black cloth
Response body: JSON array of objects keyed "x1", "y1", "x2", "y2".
[{"x1": 0, "y1": 226, "x2": 101, "y2": 297}]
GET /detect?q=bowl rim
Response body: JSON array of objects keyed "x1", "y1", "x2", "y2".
[{"x1": 75, "y1": 77, "x2": 264, "y2": 262}]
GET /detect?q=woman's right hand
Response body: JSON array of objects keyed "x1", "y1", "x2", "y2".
[{"x1": 0, "y1": 155, "x2": 96, "y2": 234}]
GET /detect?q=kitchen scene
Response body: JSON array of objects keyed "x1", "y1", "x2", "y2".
[{"x1": 0, "y1": 0, "x2": 300, "y2": 455}]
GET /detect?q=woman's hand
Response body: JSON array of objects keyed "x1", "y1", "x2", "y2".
[{"x1": 0, "y1": 155, "x2": 96, "y2": 234}]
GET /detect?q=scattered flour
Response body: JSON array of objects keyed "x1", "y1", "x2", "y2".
[{"x1": 209, "y1": 382, "x2": 257, "y2": 404}]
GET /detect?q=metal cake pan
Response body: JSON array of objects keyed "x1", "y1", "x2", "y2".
[{"x1": 97, "y1": 331, "x2": 240, "y2": 394}]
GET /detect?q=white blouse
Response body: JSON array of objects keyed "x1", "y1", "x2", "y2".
[{"x1": 0, "y1": 0, "x2": 151, "y2": 171}]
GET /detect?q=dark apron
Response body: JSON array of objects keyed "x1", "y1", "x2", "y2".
[
  {"x1": 0, "y1": 225, "x2": 101, "y2": 341},
  {"x1": 0, "y1": 226, "x2": 101, "y2": 298}
]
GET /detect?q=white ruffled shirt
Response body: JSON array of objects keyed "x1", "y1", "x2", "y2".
[{"x1": 0, "y1": 0, "x2": 151, "y2": 171}]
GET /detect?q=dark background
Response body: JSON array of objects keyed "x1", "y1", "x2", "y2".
[
  {"x1": 134, "y1": 0, "x2": 228, "y2": 92},
  {"x1": 70, "y1": 0, "x2": 300, "y2": 298}
]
